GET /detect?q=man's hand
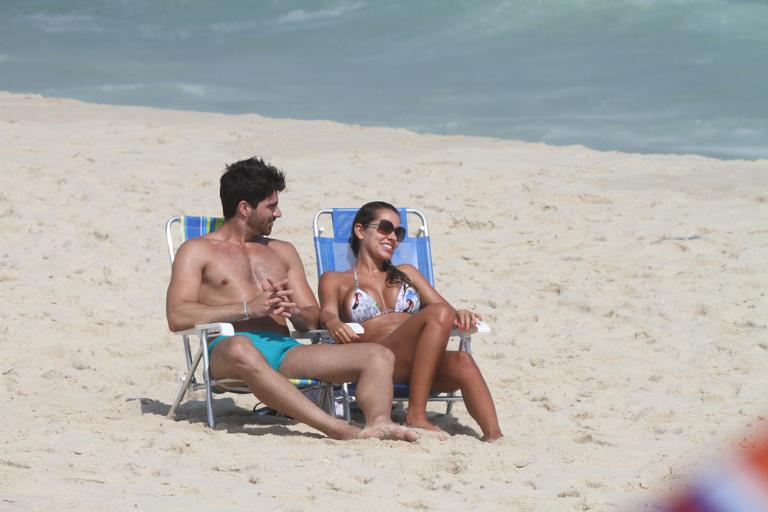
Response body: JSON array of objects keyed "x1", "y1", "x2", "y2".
[
  {"x1": 246, "y1": 278, "x2": 296, "y2": 319},
  {"x1": 267, "y1": 277, "x2": 302, "y2": 317}
]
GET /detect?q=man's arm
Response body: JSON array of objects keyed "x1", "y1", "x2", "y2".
[
  {"x1": 166, "y1": 241, "x2": 244, "y2": 331},
  {"x1": 166, "y1": 240, "x2": 287, "y2": 331},
  {"x1": 274, "y1": 241, "x2": 320, "y2": 331}
]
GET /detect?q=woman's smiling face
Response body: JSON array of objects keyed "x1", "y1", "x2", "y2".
[{"x1": 358, "y1": 208, "x2": 402, "y2": 260}]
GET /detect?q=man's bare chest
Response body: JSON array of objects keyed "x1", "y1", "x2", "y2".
[{"x1": 202, "y1": 244, "x2": 287, "y2": 291}]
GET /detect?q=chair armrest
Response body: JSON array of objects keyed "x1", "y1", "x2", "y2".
[
  {"x1": 450, "y1": 320, "x2": 490, "y2": 337},
  {"x1": 291, "y1": 323, "x2": 364, "y2": 343},
  {"x1": 174, "y1": 322, "x2": 235, "y2": 338}
]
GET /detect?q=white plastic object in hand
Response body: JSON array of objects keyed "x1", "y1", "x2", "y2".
[
  {"x1": 475, "y1": 320, "x2": 491, "y2": 333},
  {"x1": 346, "y1": 322, "x2": 364, "y2": 334},
  {"x1": 450, "y1": 320, "x2": 491, "y2": 337}
]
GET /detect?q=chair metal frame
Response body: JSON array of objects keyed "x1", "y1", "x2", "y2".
[
  {"x1": 164, "y1": 216, "x2": 335, "y2": 428},
  {"x1": 312, "y1": 208, "x2": 490, "y2": 421}
]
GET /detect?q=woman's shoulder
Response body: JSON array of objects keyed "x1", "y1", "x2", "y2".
[
  {"x1": 319, "y1": 270, "x2": 354, "y2": 286},
  {"x1": 321, "y1": 269, "x2": 354, "y2": 277},
  {"x1": 394, "y1": 263, "x2": 432, "y2": 290},
  {"x1": 395, "y1": 263, "x2": 421, "y2": 277}
]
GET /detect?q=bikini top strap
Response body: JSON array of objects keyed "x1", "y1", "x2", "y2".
[{"x1": 352, "y1": 267, "x2": 359, "y2": 288}]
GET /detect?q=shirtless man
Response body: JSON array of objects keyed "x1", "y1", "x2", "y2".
[{"x1": 166, "y1": 157, "x2": 416, "y2": 441}]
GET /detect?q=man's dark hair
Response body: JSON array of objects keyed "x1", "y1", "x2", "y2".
[{"x1": 220, "y1": 157, "x2": 286, "y2": 219}]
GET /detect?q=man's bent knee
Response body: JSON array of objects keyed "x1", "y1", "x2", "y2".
[
  {"x1": 213, "y1": 336, "x2": 269, "y2": 375},
  {"x1": 365, "y1": 344, "x2": 396, "y2": 371}
]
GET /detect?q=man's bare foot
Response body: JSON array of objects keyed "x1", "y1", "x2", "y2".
[
  {"x1": 359, "y1": 422, "x2": 419, "y2": 442},
  {"x1": 405, "y1": 410, "x2": 443, "y2": 433},
  {"x1": 327, "y1": 420, "x2": 362, "y2": 441}
]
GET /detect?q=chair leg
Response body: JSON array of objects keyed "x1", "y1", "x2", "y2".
[
  {"x1": 320, "y1": 383, "x2": 335, "y2": 417},
  {"x1": 200, "y1": 336, "x2": 216, "y2": 428},
  {"x1": 341, "y1": 382, "x2": 352, "y2": 422},
  {"x1": 167, "y1": 346, "x2": 203, "y2": 420},
  {"x1": 204, "y1": 386, "x2": 215, "y2": 428},
  {"x1": 182, "y1": 335, "x2": 196, "y2": 384},
  {"x1": 446, "y1": 332, "x2": 470, "y2": 416}
]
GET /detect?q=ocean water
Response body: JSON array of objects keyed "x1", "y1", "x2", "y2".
[{"x1": 1, "y1": 0, "x2": 767, "y2": 160}]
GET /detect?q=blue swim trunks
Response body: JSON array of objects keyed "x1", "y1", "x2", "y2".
[{"x1": 208, "y1": 331, "x2": 303, "y2": 371}]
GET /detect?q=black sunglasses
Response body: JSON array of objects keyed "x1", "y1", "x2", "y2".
[{"x1": 364, "y1": 219, "x2": 406, "y2": 242}]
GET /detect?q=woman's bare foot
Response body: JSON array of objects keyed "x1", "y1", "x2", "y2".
[
  {"x1": 481, "y1": 431, "x2": 504, "y2": 442},
  {"x1": 359, "y1": 422, "x2": 419, "y2": 442},
  {"x1": 405, "y1": 410, "x2": 443, "y2": 433}
]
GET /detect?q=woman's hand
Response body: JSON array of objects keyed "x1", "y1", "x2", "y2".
[
  {"x1": 326, "y1": 318, "x2": 360, "y2": 344},
  {"x1": 454, "y1": 309, "x2": 482, "y2": 332}
]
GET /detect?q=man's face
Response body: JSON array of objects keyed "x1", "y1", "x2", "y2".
[{"x1": 246, "y1": 191, "x2": 282, "y2": 235}]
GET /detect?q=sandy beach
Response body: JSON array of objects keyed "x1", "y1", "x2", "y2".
[{"x1": 1, "y1": 90, "x2": 767, "y2": 510}]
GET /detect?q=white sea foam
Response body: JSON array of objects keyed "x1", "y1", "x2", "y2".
[
  {"x1": 97, "y1": 83, "x2": 147, "y2": 93},
  {"x1": 172, "y1": 83, "x2": 207, "y2": 97},
  {"x1": 276, "y1": 2, "x2": 364, "y2": 25},
  {"x1": 209, "y1": 20, "x2": 260, "y2": 34},
  {"x1": 18, "y1": 12, "x2": 99, "y2": 34},
  {"x1": 95, "y1": 82, "x2": 240, "y2": 99}
]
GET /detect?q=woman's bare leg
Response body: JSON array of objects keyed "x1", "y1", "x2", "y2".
[
  {"x1": 432, "y1": 351, "x2": 503, "y2": 441},
  {"x1": 367, "y1": 304, "x2": 454, "y2": 431}
]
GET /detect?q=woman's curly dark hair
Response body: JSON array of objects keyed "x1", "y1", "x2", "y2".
[{"x1": 350, "y1": 201, "x2": 413, "y2": 288}]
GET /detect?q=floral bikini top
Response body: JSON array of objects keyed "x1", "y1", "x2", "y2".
[{"x1": 349, "y1": 267, "x2": 421, "y2": 323}]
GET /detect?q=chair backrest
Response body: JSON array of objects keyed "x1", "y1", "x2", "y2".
[
  {"x1": 165, "y1": 215, "x2": 224, "y2": 263},
  {"x1": 313, "y1": 208, "x2": 435, "y2": 286}
]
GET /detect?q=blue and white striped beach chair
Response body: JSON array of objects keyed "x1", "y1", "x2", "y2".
[
  {"x1": 313, "y1": 208, "x2": 490, "y2": 421},
  {"x1": 164, "y1": 215, "x2": 333, "y2": 428}
]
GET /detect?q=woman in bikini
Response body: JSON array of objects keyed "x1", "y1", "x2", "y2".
[{"x1": 319, "y1": 201, "x2": 503, "y2": 441}]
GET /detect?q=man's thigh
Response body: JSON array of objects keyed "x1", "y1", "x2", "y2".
[
  {"x1": 209, "y1": 335, "x2": 269, "y2": 380},
  {"x1": 279, "y1": 343, "x2": 381, "y2": 383}
]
